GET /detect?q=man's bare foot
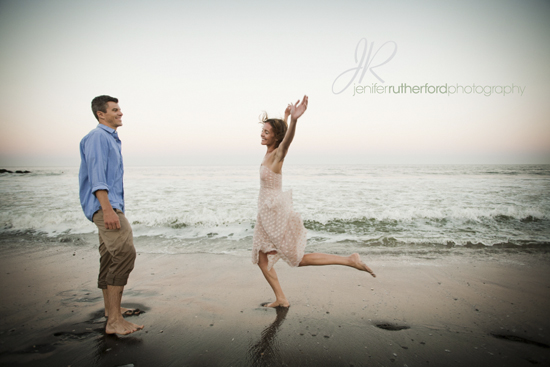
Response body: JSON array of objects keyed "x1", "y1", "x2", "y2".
[
  {"x1": 105, "y1": 317, "x2": 144, "y2": 335},
  {"x1": 350, "y1": 253, "x2": 376, "y2": 277},
  {"x1": 105, "y1": 307, "x2": 139, "y2": 318},
  {"x1": 261, "y1": 301, "x2": 290, "y2": 308},
  {"x1": 122, "y1": 308, "x2": 143, "y2": 316}
]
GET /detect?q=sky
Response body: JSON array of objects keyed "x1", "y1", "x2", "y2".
[{"x1": 0, "y1": 0, "x2": 549, "y2": 166}]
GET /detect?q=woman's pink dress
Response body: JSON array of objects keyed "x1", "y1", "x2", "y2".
[{"x1": 252, "y1": 165, "x2": 307, "y2": 270}]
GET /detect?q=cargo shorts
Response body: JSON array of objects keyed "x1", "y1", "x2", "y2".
[{"x1": 92, "y1": 209, "x2": 136, "y2": 289}]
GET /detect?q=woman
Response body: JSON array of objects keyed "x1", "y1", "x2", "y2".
[{"x1": 252, "y1": 95, "x2": 376, "y2": 308}]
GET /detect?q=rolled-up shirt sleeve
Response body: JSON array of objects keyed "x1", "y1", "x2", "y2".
[{"x1": 85, "y1": 132, "x2": 110, "y2": 194}]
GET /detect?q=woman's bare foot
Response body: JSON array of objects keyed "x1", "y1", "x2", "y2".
[
  {"x1": 350, "y1": 253, "x2": 376, "y2": 277},
  {"x1": 105, "y1": 318, "x2": 144, "y2": 335},
  {"x1": 261, "y1": 300, "x2": 290, "y2": 308}
]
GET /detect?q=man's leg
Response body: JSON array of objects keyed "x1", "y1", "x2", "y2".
[
  {"x1": 94, "y1": 210, "x2": 143, "y2": 334},
  {"x1": 104, "y1": 285, "x2": 143, "y2": 335},
  {"x1": 98, "y1": 227, "x2": 136, "y2": 316},
  {"x1": 102, "y1": 289, "x2": 137, "y2": 316},
  {"x1": 98, "y1": 236, "x2": 115, "y2": 316}
]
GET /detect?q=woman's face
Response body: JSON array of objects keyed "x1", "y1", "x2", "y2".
[{"x1": 261, "y1": 122, "x2": 276, "y2": 146}]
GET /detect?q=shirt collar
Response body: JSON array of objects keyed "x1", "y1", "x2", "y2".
[{"x1": 97, "y1": 124, "x2": 118, "y2": 136}]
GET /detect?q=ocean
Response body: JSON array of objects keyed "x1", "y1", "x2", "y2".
[{"x1": 1, "y1": 164, "x2": 549, "y2": 258}]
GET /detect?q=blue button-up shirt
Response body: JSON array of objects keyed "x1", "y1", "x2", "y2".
[{"x1": 79, "y1": 124, "x2": 125, "y2": 221}]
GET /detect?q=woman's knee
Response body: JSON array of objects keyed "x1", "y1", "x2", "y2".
[
  {"x1": 258, "y1": 250, "x2": 276, "y2": 270},
  {"x1": 258, "y1": 252, "x2": 268, "y2": 267},
  {"x1": 298, "y1": 254, "x2": 311, "y2": 267}
]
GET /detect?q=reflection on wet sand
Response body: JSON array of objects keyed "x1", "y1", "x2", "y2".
[
  {"x1": 248, "y1": 307, "x2": 289, "y2": 366},
  {"x1": 94, "y1": 330, "x2": 143, "y2": 363},
  {"x1": 90, "y1": 310, "x2": 144, "y2": 366}
]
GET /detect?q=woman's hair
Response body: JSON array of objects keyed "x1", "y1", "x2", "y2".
[{"x1": 259, "y1": 112, "x2": 288, "y2": 147}]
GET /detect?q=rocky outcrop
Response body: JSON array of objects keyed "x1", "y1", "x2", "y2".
[{"x1": 0, "y1": 169, "x2": 31, "y2": 174}]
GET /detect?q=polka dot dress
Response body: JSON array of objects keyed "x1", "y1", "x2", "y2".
[{"x1": 252, "y1": 165, "x2": 307, "y2": 270}]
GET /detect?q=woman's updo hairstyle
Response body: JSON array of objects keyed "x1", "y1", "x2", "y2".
[{"x1": 259, "y1": 112, "x2": 288, "y2": 148}]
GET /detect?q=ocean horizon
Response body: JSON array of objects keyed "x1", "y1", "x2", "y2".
[{"x1": 1, "y1": 164, "x2": 549, "y2": 258}]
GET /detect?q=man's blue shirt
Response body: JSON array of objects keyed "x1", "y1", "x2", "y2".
[{"x1": 79, "y1": 124, "x2": 125, "y2": 221}]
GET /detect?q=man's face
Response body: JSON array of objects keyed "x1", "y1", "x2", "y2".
[{"x1": 99, "y1": 102, "x2": 123, "y2": 130}]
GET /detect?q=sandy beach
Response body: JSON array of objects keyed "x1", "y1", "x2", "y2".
[{"x1": 1, "y1": 236, "x2": 549, "y2": 367}]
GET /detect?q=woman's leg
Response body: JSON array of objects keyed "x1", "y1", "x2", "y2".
[
  {"x1": 258, "y1": 251, "x2": 290, "y2": 307},
  {"x1": 299, "y1": 253, "x2": 376, "y2": 277}
]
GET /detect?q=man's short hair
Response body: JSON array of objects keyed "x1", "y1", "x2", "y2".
[{"x1": 91, "y1": 95, "x2": 118, "y2": 121}]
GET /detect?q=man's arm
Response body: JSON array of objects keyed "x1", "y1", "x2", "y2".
[
  {"x1": 95, "y1": 190, "x2": 120, "y2": 229},
  {"x1": 84, "y1": 132, "x2": 120, "y2": 229}
]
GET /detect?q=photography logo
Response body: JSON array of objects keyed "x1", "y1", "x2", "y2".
[
  {"x1": 332, "y1": 38, "x2": 397, "y2": 95},
  {"x1": 332, "y1": 38, "x2": 525, "y2": 97}
]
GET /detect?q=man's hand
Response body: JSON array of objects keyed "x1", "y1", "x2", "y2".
[
  {"x1": 94, "y1": 190, "x2": 121, "y2": 230},
  {"x1": 103, "y1": 208, "x2": 121, "y2": 230}
]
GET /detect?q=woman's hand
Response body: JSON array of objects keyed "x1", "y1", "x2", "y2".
[
  {"x1": 289, "y1": 95, "x2": 308, "y2": 121},
  {"x1": 284, "y1": 104, "x2": 291, "y2": 121}
]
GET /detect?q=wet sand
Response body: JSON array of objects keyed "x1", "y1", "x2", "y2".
[{"x1": 1, "y1": 241, "x2": 550, "y2": 367}]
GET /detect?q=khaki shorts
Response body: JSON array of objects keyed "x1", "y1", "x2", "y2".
[{"x1": 92, "y1": 209, "x2": 136, "y2": 289}]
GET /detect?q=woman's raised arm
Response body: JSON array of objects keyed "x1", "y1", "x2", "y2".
[{"x1": 277, "y1": 95, "x2": 308, "y2": 160}]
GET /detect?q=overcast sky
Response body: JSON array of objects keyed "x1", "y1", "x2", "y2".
[{"x1": 0, "y1": 0, "x2": 549, "y2": 166}]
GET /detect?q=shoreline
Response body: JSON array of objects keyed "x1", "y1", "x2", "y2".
[{"x1": 1, "y1": 243, "x2": 549, "y2": 366}]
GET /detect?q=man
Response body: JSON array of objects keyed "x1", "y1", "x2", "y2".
[{"x1": 79, "y1": 95, "x2": 144, "y2": 335}]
